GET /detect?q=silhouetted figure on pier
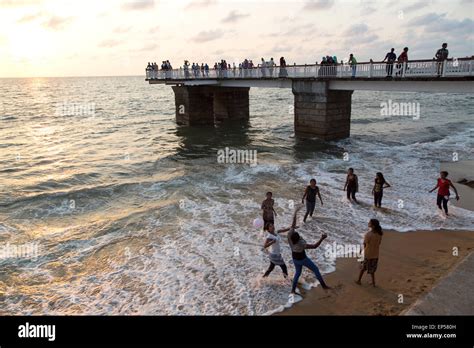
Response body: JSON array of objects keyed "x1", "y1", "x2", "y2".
[
  {"x1": 383, "y1": 48, "x2": 397, "y2": 78},
  {"x1": 396, "y1": 47, "x2": 409, "y2": 76},
  {"x1": 279, "y1": 57, "x2": 288, "y2": 77},
  {"x1": 349, "y1": 54, "x2": 357, "y2": 78},
  {"x1": 435, "y1": 43, "x2": 449, "y2": 76}
]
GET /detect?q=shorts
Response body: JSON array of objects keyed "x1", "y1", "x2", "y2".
[{"x1": 361, "y1": 258, "x2": 378, "y2": 274}]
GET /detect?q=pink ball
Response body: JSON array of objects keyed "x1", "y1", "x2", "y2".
[{"x1": 253, "y1": 218, "x2": 264, "y2": 229}]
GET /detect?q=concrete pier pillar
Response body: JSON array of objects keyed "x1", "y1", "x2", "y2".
[
  {"x1": 171, "y1": 86, "x2": 214, "y2": 125},
  {"x1": 213, "y1": 87, "x2": 250, "y2": 122},
  {"x1": 171, "y1": 86, "x2": 250, "y2": 126},
  {"x1": 292, "y1": 80, "x2": 353, "y2": 140}
]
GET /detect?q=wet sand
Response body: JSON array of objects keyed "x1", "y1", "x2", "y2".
[{"x1": 278, "y1": 229, "x2": 474, "y2": 315}]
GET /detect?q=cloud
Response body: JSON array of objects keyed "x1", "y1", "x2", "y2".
[
  {"x1": 113, "y1": 26, "x2": 132, "y2": 33},
  {"x1": 343, "y1": 23, "x2": 369, "y2": 36},
  {"x1": 148, "y1": 25, "x2": 160, "y2": 34},
  {"x1": 221, "y1": 10, "x2": 249, "y2": 23},
  {"x1": 0, "y1": 0, "x2": 45, "y2": 7},
  {"x1": 402, "y1": 1, "x2": 429, "y2": 12},
  {"x1": 407, "y1": 12, "x2": 474, "y2": 33},
  {"x1": 303, "y1": 0, "x2": 335, "y2": 11},
  {"x1": 139, "y1": 43, "x2": 158, "y2": 51},
  {"x1": 192, "y1": 29, "x2": 224, "y2": 42},
  {"x1": 42, "y1": 16, "x2": 74, "y2": 30},
  {"x1": 99, "y1": 39, "x2": 123, "y2": 48},
  {"x1": 275, "y1": 23, "x2": 316, "y2": 37},
  {"x1": 185, "y1": 0, "x2": 216, "y2": 10},
  {"x1": 121, "y1": 0, "x2": 155, "y2": 11},
  {"x1": 17, "y1": 12, "x2": 42, "y2": 23}
]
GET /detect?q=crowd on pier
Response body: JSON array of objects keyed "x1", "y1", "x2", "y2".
[{"x1": 146, "y1": 42, "x2": 454, "y2": 79}]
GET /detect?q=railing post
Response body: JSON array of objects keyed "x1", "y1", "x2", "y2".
[
  {"x1": 469, "y1": 60, "x2": 473, "y2": 76},
  {"x1": 369, "y1": 62, "x2": 373, "y2": 78},
  {"x1": 441, "y1": 60, "x2": 446, "y2": 77},
  {"x1": 402, "y1": 62, "x2": 407, "y2": 77}
]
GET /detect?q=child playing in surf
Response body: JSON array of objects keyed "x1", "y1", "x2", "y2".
[
  {"x1": 429, "y1": 171, "x2": 460, "y2": 216},
  {"x1": 356, "y1": 219, "x2": 383, "y2": 287},
  {"x1": 280, "y1": 205, "x2": 330, "y2": 296},
  {"x1": 372, "y1": 172, "x2": 391, "y2": 208},
  {"x1": 344, "y1": 168, "x2": 359, "y2": 203},
  {"x1": 262, "y1": 223, "x2": 288, "y2": 279},
  {"x1": 301, "y1": 178, "x2": 323, "y2": 223},
  {"x1": 261, "y1": 192, "x2": 277, "y2": 230}
]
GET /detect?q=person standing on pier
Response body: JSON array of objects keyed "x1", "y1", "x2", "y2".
[
  {"x1": 372, "y1": 172, "x2": 391, "y2": 208},
  {"x1": 429, "y1": 171, "x2": 460, "y2": 216},
  {"x1": 349, "y1": 53, "x2": 357, "y2": 78},
  {"x1": 396, "y1": 47, "x2": 409, "y2": 76},
  {"x1": 302, "y1": 178, "x2": 323, "y2": 223},
  {"x1": 279, "y1": 57, "x2": 288, "y2": 77},
  {"x1": 269, "y1": 58, "x2": 275, "y2": 77},
  {"x1": 435, "y1": 43, "x2": 449, "y2": 76},
  {"x1": 382, "y1": 48, "x2": 397, "y2": 77},
  {"x1": 344, "y1": 168, "x2": 359, "y2": 203},
  {"x1": 356, "y1": 219, "x2": 383, "y2": 287},
  {"x1": 260, "y1": 58, "x2": 267, "y2": 77}
]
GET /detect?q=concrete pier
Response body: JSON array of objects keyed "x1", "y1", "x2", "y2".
[
  {"x1": 171, "y1": 86, "x2": 249, "y2": 126},
  {"x1": 292, "y1": 81, "x2": 353, "y2": 140}
]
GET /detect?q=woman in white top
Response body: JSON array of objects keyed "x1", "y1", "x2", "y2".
[{"x1": 262, "y1": 223, "x2": 289, "y2": 279}]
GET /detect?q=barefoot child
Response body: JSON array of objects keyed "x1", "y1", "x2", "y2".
[
  {"x1": 261, "y1": 192, "x2": 277, "y2": 230},
  {"x1": 344, "y1": 168, "x2": 359, "y2": 202},
  {"x1": 280, "y1": 206, "x2": 330, "y2": 295},
  {"x1": 301, "y1": 178, "x2": 323, "y2": 222},
  {"x1": 372, "y1": 172, "x2": 391, "y2": 208},
  {"x1": 262, "y1": 223, "x2": 288, "y2": 279},
  {"x1": 356, "y1": 219, "x2": 383, "y2": 287},
  {"x1": 429, "y1": 171, "x2": 460, "y2": 216}
]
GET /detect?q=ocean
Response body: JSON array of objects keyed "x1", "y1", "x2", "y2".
[{"x1": 0, "y1": 76, "x2": 473, "y2": 315}]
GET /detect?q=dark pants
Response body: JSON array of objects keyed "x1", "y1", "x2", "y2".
[
  {"x1": 374, "y1": 191, "x2": 383, "y2": 207},
  {"x1": 386, "y1": 63, "x2": 394, "y2": 76},
  {"x1": 304, "y1": 200, "x2": 316, "y2": 221},
  {"x1": 264, "y1": 262, "x2": 288, "y2": 277},
  {"x1": 347, "y1": 185, "x2": 357, "y2": 200},
  {"x1": 437, "y1": 194, "x2": 449, "y2": 213}
]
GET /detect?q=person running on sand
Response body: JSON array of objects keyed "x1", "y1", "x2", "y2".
[
  {"x1": 372, "y1": 172, "x2": 391, "y2": 208},
  {"x1": 261, "y1": 192, "x2": 277, "y2": 230},
  {"x1": 262, "y1": 223, "x2": 288, "y2": 279},
  {"x1": 280, "y1": 206, "x2": 330, "y2": 295},
  {"x1": 344, "y1": 168, "x2": 359, "y2": 203},
  {"x1": 356, "y1": 219, "x2": 383, "y2": 287},
  {"x1": 301, "y1": 178, "x2": 323, "y2": 223},
  {"x1": 429, "y1": 171, "x2": 460, "y2": 216}
]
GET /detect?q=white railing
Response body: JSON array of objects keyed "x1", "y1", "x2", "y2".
[{"x1": 145, "y1": 59, "x2": 474, "y2": 80}]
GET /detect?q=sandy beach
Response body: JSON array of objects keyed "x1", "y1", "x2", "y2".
[{"x1": 279, "y1": 229, "x2": 474, "y2": 315}]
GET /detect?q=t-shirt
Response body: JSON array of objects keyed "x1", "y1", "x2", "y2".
[
  {"x1": 385, "y1": 52, "x2": 396, "y2": 62},
  {"x1": 436, "y1": 48, "x2": 449, "y2": 61},
  {"x1": 363, "y1": 230, "x2": 382, "y2": 259},
  {"x1": 398, "y1": 51, "x2": 408, "y2": 63},
  {"x1": 437, "y1": 178, "x2": 452, "y2": 196},
  {"x1": 266, "y1": 233, "x2": 281, "y2": 255},
  {"x1": 287, "y1": 228, "x2": 307, "y2": 260},
  {"x1": 305, "y1": 186, "x2": 319, "y2": 202}
]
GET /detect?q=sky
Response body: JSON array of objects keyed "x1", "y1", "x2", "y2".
[{"x1": 0, "y1": 0, "x2": 473, "y2": 77}]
